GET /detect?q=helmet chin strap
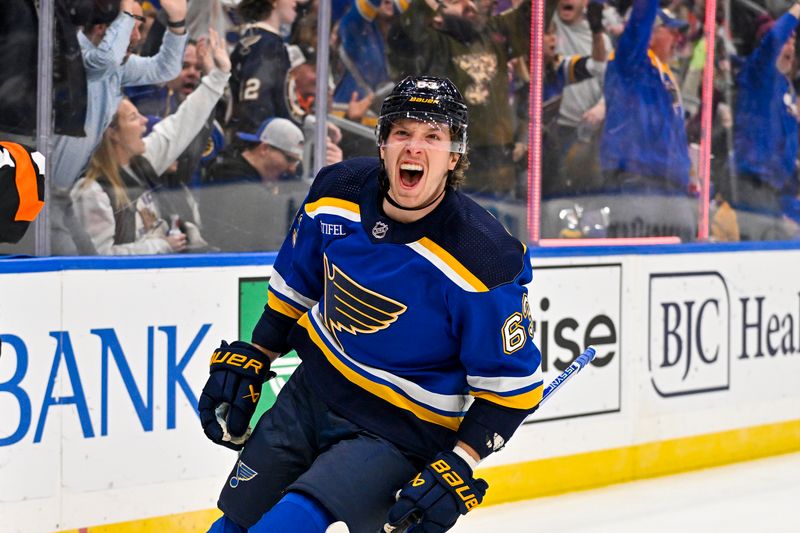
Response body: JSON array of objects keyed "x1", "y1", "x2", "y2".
[
  {"x1": 384, "y1": 185, "x2": 446, "y2": 212},
  {"x1": 378, "y1": 164, "x2": 449, "y2": 212}
]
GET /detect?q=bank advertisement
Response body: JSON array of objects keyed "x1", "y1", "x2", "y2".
[{"x1": 1, "y1": 248, "x2": 799, "y2": 532}]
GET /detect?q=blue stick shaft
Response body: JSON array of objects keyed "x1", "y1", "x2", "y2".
[{"x1": 540, "y1": 345, "x2": 596, "y2": 405}]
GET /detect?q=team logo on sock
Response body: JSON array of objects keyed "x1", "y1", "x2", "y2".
[{"x1": 229, "y1": 460, "x2": 258, "y2": 488}]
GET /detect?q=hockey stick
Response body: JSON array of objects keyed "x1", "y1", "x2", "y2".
[
  {"x1": 326, "y1": 346, "x2": 598, "y2": 533},
  {"x1": 539, "y1": 344, "x2": 596, "y2": 406}
]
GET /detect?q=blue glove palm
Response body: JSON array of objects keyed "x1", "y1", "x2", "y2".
[{"x1": 385, "y1": 450, "x2": 488, "y2": 533}]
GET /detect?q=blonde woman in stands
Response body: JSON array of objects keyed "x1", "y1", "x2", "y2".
[{"x1": 72, "y1": 29, "x2": 230, "y2": 255}]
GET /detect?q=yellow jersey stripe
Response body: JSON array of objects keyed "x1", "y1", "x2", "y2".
[
  {"x1": 470, "y1": 386, "x2": 543, "y2": 410},
  {"x1": 413, "y1": 237, "x2": 489, "y2": 292},
  {"x1": 299, "y1": 314, "x2": 462, "y2": 430},
  {"x1": 305, "y1": 197, "x2": 361, "y2": 219},
  {"x1": 267, "y1": 292, "x2": 305, "y2": 319}
]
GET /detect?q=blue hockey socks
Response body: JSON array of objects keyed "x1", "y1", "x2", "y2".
[
  {"x1": 249, "y1": 491, "x2": 336, "y2": 533},
  {"x1": 207, "y1": 515, "x2": 247, "y2": 533}
]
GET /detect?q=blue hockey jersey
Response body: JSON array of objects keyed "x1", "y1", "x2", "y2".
[
  {"x1": 252, "y1": 157, "x2": 542, "y2": 459},
  {"x1": 601, "y1": 0, "x2": 691, "y2": 189},
  {"x1": 734, "y1": 12, "x2": 800, "y2": 192}
]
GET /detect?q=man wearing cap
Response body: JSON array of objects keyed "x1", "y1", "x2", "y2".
[
  {"x1": 733, "y1": 3, "x2": 800, "y2": 240},
  {"x1": 598, "y1": 0, "x2": 694, "y2": 239},
  {"x1": 208, "y1": 118, "x2": 305, "y2": 183}
]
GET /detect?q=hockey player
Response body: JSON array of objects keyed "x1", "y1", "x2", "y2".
[{"x1": 200, "y1": 76, "x2": 543, "y2": 533}]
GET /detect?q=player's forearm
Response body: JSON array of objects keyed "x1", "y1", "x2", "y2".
[
  {"x1": 454, "y1": 441, "x2": 481, "y2": 467},
  {"x1": 457, "y1": 398, "x2": 532, "y2": 459},
  {"x1": 251, "y1": 305, "x2": 297, "y2": 356},
  {"x1": 250, "y1": 342, "x2": 281, "y2": 363}
]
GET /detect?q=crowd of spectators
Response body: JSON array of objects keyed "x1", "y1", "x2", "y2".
[{"x1": 2, "y1": 0, "x2": 800, "y2": 254}]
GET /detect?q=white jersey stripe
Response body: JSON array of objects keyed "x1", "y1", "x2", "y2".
[
  {"x1": 310, "y1": 306, "x2": 474, "y2": 414},
  {"x1": 269, "y1": 270, "x2": 317, "y2": 310},
  {"x1": 467, "y1": 366, "x2": 543, "y2": 394},
  {"x1": 306, "y1": 205, "x2": 361, "y2": 222},
  {"x1": 405, "y1": 241, "x2": 478, "y2": 292}
]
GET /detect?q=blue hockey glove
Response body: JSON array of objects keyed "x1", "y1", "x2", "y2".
[
  {"x1": 384, "y1": 451, "x2": 489, "y2": 533},
  {"x1": 198, "y1": 340, "x2": 275, "y2": 450}
]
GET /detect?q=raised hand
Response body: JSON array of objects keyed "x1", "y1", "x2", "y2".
[
  {"x1": 159, "y1": 0, "x2": 188, "y2": 28},
  {"x1": 346, "y1": 91, "x2": 374, "y2": 122},
  {"x1": 208, "y1": 28, "x2": 231, "y2": 74},
  {"x1": 196, "y1": 36, "x2": 214, "y2": 76},
  {"x1": 120, "y1": 0, "x2": 137, "y2": 14}
]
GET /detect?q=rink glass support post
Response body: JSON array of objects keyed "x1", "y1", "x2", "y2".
[
  {"x1": 527, "y1": 0, "x2": 544, "y2": 244},
  {"x1": 34, "y1": 0, "x2": 54, "y2": 256},
  {"x1": 697, "y1": 0, "x2": 718, "y2": 241}
]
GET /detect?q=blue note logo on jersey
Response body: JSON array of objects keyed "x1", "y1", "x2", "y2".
[
  {"x1": 323, "y1": 255, "x2": 407, "y2": 344},
  {"x1": 229, "y1": 460, "x2": 258, "y2": 488}
]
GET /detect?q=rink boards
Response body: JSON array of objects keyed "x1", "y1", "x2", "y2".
[{"x1": 1, "y1": 243, "x2": 799, "y2": 532}]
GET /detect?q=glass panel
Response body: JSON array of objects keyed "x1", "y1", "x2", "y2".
[
  {"x1": 719, "y1": 0, "x2": 800, "y2": 241},
  {"x1": 539, "y1": 0, "x2": 701, "y2": 243},
  {"x1": 0, "y1": 0, "x2": 42, "y2": 255},
  {"x1": 295, "y1": 0, "x2": 531, "y2": 240},
  {"x1": 39, "y1": 0, "x2": 323, "y2": 255}
]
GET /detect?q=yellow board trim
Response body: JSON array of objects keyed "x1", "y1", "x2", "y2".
[
  {"x1": 267, "y1": 290, "x2": 305, "y2": 319},
  {"x1": 304, "y1": 197, "x2": 360, "y2": 217},
  {"x1": 57, "y1": 508, "x2": 222, "y2": 533},
  {"x1": 299, "y1": 314, "x2": 462, "y2": 431},
  {"x1": 55, "y1": 419, "x2": 800, "y2": 532},
  {"x1": 416, "y1": 237, "x2": 489, "y2": 292},
  {"x1": 481, "y1": 418, "x2": 800, "y2": 506}
]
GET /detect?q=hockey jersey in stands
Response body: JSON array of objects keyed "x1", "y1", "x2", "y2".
[
  {"x1": 228, "y1": 23, "x2": 291, "y2": 134},
  {"x1": 252, "y1": 157, "x2": 542, "y2": 459}
]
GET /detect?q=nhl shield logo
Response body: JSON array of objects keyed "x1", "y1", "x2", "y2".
[{"x1": 372, "y1": 221, "x2": 389, "y2": 239}]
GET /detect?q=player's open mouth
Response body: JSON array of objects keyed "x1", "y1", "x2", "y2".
[{"x1": 399, "y1": 163, "x2": 424, "y2": 188}]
